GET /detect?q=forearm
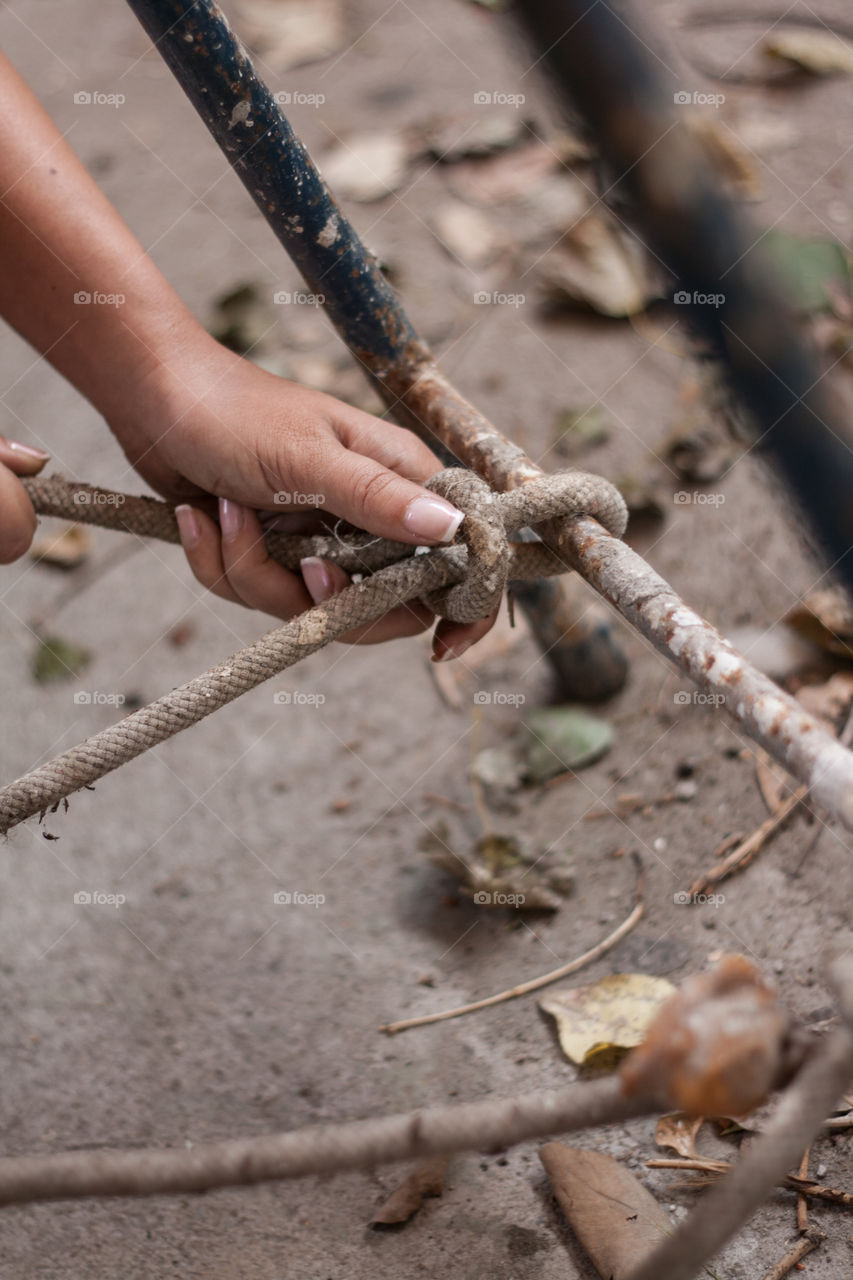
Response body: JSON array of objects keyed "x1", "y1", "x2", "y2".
[{"x1": 0, "y1": 51, "x2": 203, "y2": 425}]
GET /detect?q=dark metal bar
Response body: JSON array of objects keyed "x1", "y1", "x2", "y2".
[
  {"x1": 519, "y1": 0, "x2": 853, "y2": 592},
  {"x1": 123, "y1": 0, "x2": 628, "y2": 700}
]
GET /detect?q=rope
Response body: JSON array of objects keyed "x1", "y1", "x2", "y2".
[{"x1": 0, "y1": 469, "x2": 626, "y2": 834}]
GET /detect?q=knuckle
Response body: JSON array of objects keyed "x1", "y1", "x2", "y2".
[{"x1": 352, "y1": 466, "x2": 399, "y2": 516}]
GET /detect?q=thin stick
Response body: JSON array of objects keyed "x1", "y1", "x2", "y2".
[
  {"x1": 688, "y1": 787, "x2": 806, "y2": 897},
  {"x1": 796, "y1": 1146, "x2": 810, "y2": 1234},
  {"x1": 760, "y1": 1230, "x2": 824, "y2": 1280},
  {"x1": 648, "y1": 1157, "x2": 853, "y2": 1208},
  {"x1": 380, "y1": 873, "x2": 644, "y2": 1034},
  {"x1": 0, "y1": 1076, "x2": 654, "y2": 1208}
]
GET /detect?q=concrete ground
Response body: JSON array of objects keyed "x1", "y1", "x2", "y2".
[{"x1": 0, "y1": 0, "x2": 852, "y2": 1276}]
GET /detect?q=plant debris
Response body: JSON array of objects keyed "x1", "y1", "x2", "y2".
[
  {"x1": 32, "y1": 635, "x2": 92, "y2": 685},
  {"x1": 764, "y1": 29, "x2": 853, "y2": 77},
  {"x1": 551, "y1": 405, "x2": 611, "y2": 459},
  {"x1": 536, "y1": 213, "x2": 658, "y2": 317},
  {"x1": 234, "y1": 0, "x2": 346, "y2": 71},
  {"x1": 422, "y1": 823, "x2": 573, "y2": 911},
  {"x1": 525, "y1": 706, "x2": 613, "y2": 783},
  {"x1": 30, "y1": 524, "x2": 92, "y2": 570},
  {"x1": 655, "y1": 1112, "x2": 705, "y2": 1159},
  {"x1": 319, "y1": 132, "x2": 408, "y2": 202},
  {"x1": 370, "y1": 1155, "x2": 449, "y2": 1226},
  {"x1": 539, "y1": 1144, "x2": 672, "y2": 1279},
  {"x1": 541, "y1": 973, "x2": 676, "y2": 1068}
]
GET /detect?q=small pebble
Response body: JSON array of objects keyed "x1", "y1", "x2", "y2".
[
  {"x1": 653, "y1": 836, "x2": 667, "y2": 853},
  {"x1": 674, "y1": 779, "x2": 697, "y2": 801},
  {"x1": 773, "y1": 960, "x2": 784, "y2": 974},
  {"x1": 817, "y1": 1163, "x2": 827, "y2": 1178}
]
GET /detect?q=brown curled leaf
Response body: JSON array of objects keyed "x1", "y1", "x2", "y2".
[{"x1": 370, "y1": 1154, "x2": 449, "y2": 1227}]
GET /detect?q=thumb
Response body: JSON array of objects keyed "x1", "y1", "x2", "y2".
[
  {"x1": 315, "y1": 446, "x2": 464, "y2": 545},
  {"x1": 0, "y1": 436, "x2": 50, "y2": 563}
]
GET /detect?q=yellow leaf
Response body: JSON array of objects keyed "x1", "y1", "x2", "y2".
[{"x1": 540, "y1": 973, "x2": 676, "y2": 1067}]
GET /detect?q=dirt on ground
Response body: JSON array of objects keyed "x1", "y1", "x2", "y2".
[{"x1": 1, "y1": 1, "x2": 853, "y2": 1277}]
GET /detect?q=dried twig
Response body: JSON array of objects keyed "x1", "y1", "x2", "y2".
[
  {"x1": 380, "y1": 861, "x2": 644, "y2": 1034},
  {"x1": 760, "y1": 1229, "x2": 825, "y2": 1280},
  {"x1": 648, "y1": 1158, "x2": 853, "y2": 1208},
  {"x1": 689, "y1": 788, "x2": 807, "y2": 897},
  {"x1": 796, "y1": 1146, "x2": 810, "y2": 1235},
  {"x1": 0, "y1": 1076, "x2": 653, "y2": 1208},
  {"x1": 626, "y1": 958, "x2": 853, "y2": 1280}
]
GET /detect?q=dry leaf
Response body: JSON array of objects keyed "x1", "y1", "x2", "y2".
[
  {"x1": 431, "y1": 201, "x2": 510, "y2": 268},
  {"x1": 422, "y1": 111, "x2": 529, "y2": 162},
  {"x1": 621, "y1": 955, "x2": 789, "y2": 1116},
  {"x1": 423, "y1": 824, "x2": 572, "y2": 911},
  {"x1": 655, "y1": 1113, "x2": 704, "y2": 1159},
  {"x1": 234, "y1": 0, "x2": 345, "y2": 71},
  {"x1": 320, "y1": 133, "x2": 408, "y2": 202},
  {"x1": 448, "y1": 139, "x2": 562, "y2": 205},
  {"x1": 787, "y1": 588, "x2": 853, "y2": 660},
  {"x1": 540, "y1": 1144, "x2": 672, "y2": 1279},
  {"x1": 686, "y1": 113, "x2": 762, "y2": 199},
  {"x1": 540, "y1": 973, "x2": 676, "y2": 1068},
  {"x1": 796, "y1": 672, "x2": 853, "y2": 727},
  {"x1": 537, "y1": 213, "x2": 657, "y2": 317},
  {"x1": 370, "y1": 1155, "x2": 448, "y2": 1226},
  {"x1": 31, "y1": 524, "x2": 92, "y2": 570},
  {"x1": 765, "y1": 29, "x2": 853, "y2": 77}
]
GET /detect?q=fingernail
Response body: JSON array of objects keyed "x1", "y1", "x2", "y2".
[
  {"x1": 432, "y1": 638, "x2": 473, "y2": 663},
  {"x1": 300, "y1": 556, "x2": 335, "y2": 604},
  {"x1": 7, "y1": 441, "x2": 51, "y2": 461},
  {"x1": 219, "y1": 497, "x2": 245, "y2": 542},
  {"x1": 403, "y1": 496, "x2": 464, "y2": 544},
  {"x1": 175, "y1": 504, "x2": 201, "y2": 550}
]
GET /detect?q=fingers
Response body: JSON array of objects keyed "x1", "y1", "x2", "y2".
[
  {"x1": 0, "y1": 437, "x2": 50, "y2": 563},
  {"x1": 307, "y1": 440, "x2": 464, "y2": 548},
  {"x1": 300, "y1": 554, "x2": 433, "y2": 645},
  {"x1": 432, "y1": 608, "x2": 500, "y2": 663},
  {"x1": 334, "y1": 405, "x2": 445, "y2": 485}
]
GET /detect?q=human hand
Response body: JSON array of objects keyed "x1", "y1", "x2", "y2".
[
  {"x1": 0, "y1": 435, "x2": 51, "y2": 563},
  {"x1": 110, "y1": 334, "x2": 497, "y2": 657}
]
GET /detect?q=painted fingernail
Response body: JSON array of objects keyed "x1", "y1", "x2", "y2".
[
  {"x1": 219, "y1": 497, "x2": 245, "y2": 542},
  {"x1": 403, "y1": 496, "x2": 464, "y2": 544},
  {"x1": 7, "y1": 441, "x2": 51, "y2": 461},
  {"x1": 175, "y1": 504, "x2": 201, "y2": 550},
  {"x1": 300, "y1": 556, "x2": 335, "y2": 604}
]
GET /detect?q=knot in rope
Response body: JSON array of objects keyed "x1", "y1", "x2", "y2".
[{"x1": 421, "y1": 468, "x2": 627, "y2": 623}]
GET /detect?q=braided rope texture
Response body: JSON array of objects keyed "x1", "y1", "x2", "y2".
[{"x1": 1, "y1": 470, "x2": 626, "y2": 833}]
